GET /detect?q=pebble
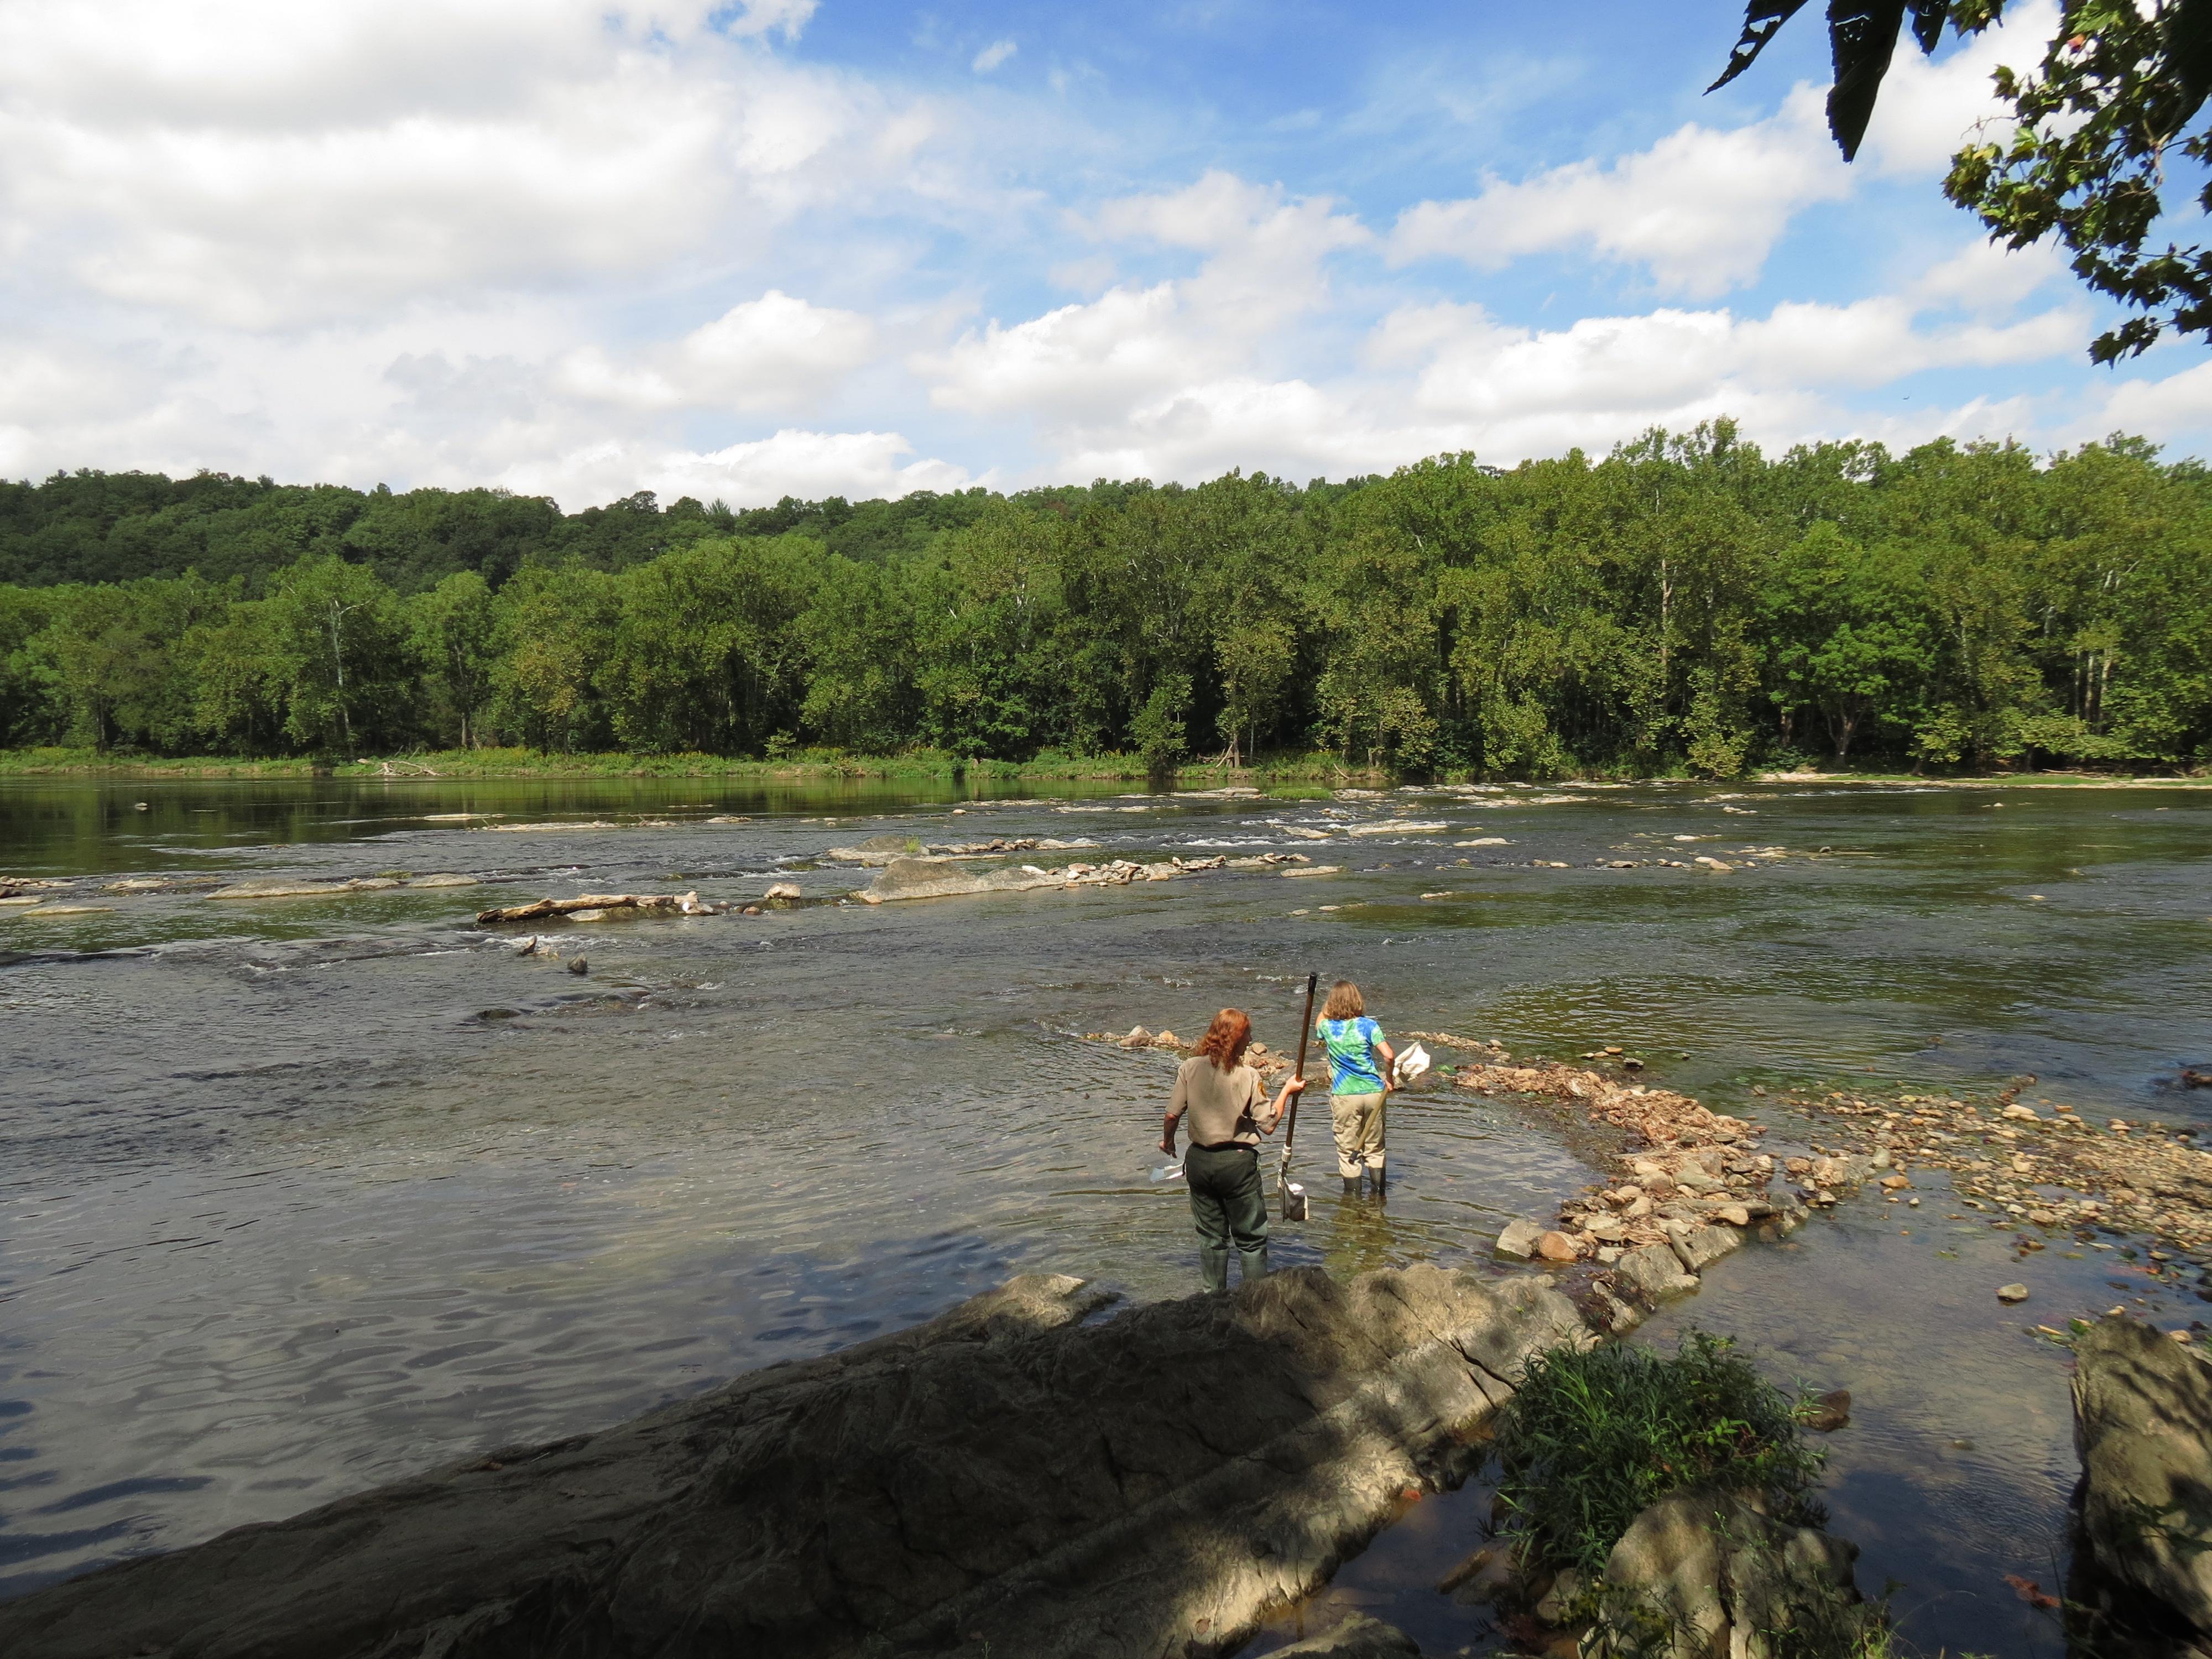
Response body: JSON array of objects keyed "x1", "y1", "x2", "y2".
[{"x1": 1997, "y1": 1283, "x2": 2030, "y2": 1303}]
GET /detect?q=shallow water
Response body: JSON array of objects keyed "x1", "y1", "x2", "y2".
[{"x1": 2, "y1": 776, "x2": 2209, "y2": 1651}]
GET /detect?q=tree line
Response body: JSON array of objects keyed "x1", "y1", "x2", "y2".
[{"x1": 2, "y1": 421, "x2": 2208, "y2": 775}]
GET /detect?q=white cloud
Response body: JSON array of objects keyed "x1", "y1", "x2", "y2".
[
  {"x1": 972, "y1": 39, "x2": 1018, "y2": 74},
  {"x1": 1855, "y1": 0, "x2": 2058, "y2": 175},
  {"x1": 1390, "y1": 88, "x2": 1849, "y2": 296},
  {"x1": 554, "y1": 291, "x2": 877, "y2": 413},
  {"x1": 2078, "y1": 357, "x2": 2212, "y2": 441},
  {"x1": 926, "y1": 173, "x2": 1366, "y2": 425},
  {"x1": 1911, "y1": 236, "x2": 2067, "y2": 312},
  {"x1": 0, "y1": 0, "x2": 928, "y2": 328},
  {"x1": 513, "y1": 429, "x2": 975, "y2": 508},
  {"x1": 1386, "y1": 5, "x2": 2053, "y2": 298}
]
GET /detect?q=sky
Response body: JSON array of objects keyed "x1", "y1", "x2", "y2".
[{"x1": 5, "y1": 0, "x2": 2212, "y2": 509}]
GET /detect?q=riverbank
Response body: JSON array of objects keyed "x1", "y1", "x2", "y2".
[
  {"x1": 0, "y1": 1265, "x2": 1592, "y2": 1659},
  {"x1": 2, "y1": 744, "x2": 2204, "y2": 789}
]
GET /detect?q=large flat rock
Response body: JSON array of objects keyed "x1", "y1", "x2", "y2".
[
  {"x1": 2072, "y1": 1312, "x2": 2212, "y2": 1644},
  {"x1": 0, "y1": 1265, "x2": 1587, "y2": 1659}
]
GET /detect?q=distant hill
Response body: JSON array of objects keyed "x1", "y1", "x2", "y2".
[{"x1": 0, "y1": 470, "x2": 1008, "y2": 592}]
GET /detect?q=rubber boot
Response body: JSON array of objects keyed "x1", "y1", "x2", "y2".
[
  {"x1": 1370, "y1": 1164, "x2": 1387, "y2": 1201},
  {"x1": 1342, "y1": 1173, "x2": 1363, "y2": 1196},
  {"x1": 1198, "y1": 1243, "x2": 1231, "y2": 1293},
  {"x1": 1238, "y1": 1245, "x2": 1270, "y2": 1284}
]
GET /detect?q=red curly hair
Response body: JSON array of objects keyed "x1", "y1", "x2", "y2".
[{"x1": 1195, "y1": 1008, "x2": 1253, "y2": 1071}]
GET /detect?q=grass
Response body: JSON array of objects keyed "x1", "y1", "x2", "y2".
[{"x1": 1492, "y1": 1331, "x2": 1827, "y2": 1583}]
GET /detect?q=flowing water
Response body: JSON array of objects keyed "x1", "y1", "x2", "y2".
[{"x1": 3, "y1": 775, "x2": 2209, "y2": 1655}]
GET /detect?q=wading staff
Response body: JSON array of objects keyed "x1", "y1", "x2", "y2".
[{"x1": 1279, "y1": 972, "x2": 1318, "y2": 1222}]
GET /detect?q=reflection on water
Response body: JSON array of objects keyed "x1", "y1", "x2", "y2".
[{"x1": 2, "y1": 776, "x2": 2209, "y2": 1621}]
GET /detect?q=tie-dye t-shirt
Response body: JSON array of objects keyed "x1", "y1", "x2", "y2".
[{"x1": 1316, "y1": 1015, "x2": 1386, "y2": 1095}]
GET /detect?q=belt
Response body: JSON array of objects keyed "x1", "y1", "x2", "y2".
[{"x1": 1190, "y1": 1140, "x2": 1255, "y2": 1152}]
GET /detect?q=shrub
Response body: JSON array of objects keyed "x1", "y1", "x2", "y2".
[{"x1": 1492, "y1": 1331, "x2": 1825, "y2": 1580}]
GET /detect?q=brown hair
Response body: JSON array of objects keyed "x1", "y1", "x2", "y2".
[
  {"x1": 1322, "y1": 980, "x2": 1365, "y2": 1020},
  {"x1": 1196, "y1": 1008, "x2": 1252, "y2": 1071}
]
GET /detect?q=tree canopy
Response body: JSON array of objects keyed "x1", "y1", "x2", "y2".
[{"x1": 4, "y1": 426, "x2": 2207, "y2": 775}]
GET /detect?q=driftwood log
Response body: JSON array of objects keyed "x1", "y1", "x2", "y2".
[{"x1": 0, "y1": 1264, "x2": 1588, "y2": 1659}]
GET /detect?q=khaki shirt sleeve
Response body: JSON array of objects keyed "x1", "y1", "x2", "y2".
[
  {"x1": 1244, "y1": 1066, "x2": 1276, "y2": 1130},
  {"x1": 1170, "y1": 1061, "x2": 1190, "y2": 1119}
]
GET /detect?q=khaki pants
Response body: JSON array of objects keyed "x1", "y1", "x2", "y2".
[{"x1": 1331, "y1": 1092, "x2": 1386, "y2": 1177}]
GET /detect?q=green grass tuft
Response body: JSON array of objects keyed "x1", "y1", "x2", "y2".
[{"x1": 1493, "y1": 1331, "x2": 1826, "y2": 1581}]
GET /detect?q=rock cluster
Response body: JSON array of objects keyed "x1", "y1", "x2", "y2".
[
  {"x1": 1778, "y1": 1086, "x2": 2212, "y2": 1255},
  {"x1": 476, "y1": 890, "x2": 724, "y2": 924},
  {"x1": 1412, "y1": 1038, "x2": 1846, "y2": 1323},
  {"x1": 0, "y1": 1266, "x2": 1588, "y2": 1659},
  {"x1": 825, "y1": 833, "x2": 1100, "y2": 865},
  {"x1": 862, "y1": 852, "x2": 1277, "y2": 903},
  {"x1": 1588, "y1": 1489, "x2": 1870, "y2": 1659}
]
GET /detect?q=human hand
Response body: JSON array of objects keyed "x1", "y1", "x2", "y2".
[
  {"x1": 1286, "y1": 1076, "x2": 1307, "y2": 1094},
  {"x1": 1160, "y1": 1137, "x2": 1175, "y2": 1155}
]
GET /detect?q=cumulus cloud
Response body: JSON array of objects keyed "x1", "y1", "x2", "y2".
[
  {"x1": 553, "y1": 291, "x2": 877, "y2": 413},
  {"x1": 0, "y1": 0, "x2": 2194, "y2": 508},
  {"x1": 511, "y1": 429, "x2": 976, "y2": 508},
  {"x1": 926, "y1": 173, "x2": 1365, "y2": 425},
  {"x1": 0, "y1": 0, "x2": 926, "y2": 328},
  {"x1": 1388, "y1": 4, "x2": 2053, "y2": 298},
  {"x1": 1390, "y1": 88, "x2": 1848, "y2": 296}
]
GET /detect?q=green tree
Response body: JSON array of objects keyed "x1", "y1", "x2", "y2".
[
  {"x1": 257, "y1": 556, "x2": 418, "y2": 753},
  {"x1": 410, "y1": 571, "x2": 500, "y2": 748}
]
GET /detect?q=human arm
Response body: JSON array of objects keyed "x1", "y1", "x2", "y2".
[
  {"x1": 1371, "y1": 1023, "x2": 1397, "y2": 1093},
  {"x1": 1162, "y1": 1066, "x2": 1187, "y2": 1155},
  {"x1": 1257, "y1": 1073, "x2": 1305, "y2": 1135}
]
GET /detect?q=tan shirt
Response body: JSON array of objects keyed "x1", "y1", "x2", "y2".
[{"x1": 1171, "y1": 1056, "x2": 1275, "y2": 1148}]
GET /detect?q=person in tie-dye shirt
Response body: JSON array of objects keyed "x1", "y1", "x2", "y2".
[{"x1": 1314, "y1": 979, "x2": 1395, "y2": 1197}]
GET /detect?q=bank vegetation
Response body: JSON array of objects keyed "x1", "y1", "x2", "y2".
[{"x1": 3, "y1": 421, "x2": 2207, "y2": 778}]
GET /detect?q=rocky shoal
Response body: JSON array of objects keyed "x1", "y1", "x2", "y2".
[
  {"x1": 0, "y1": 1266, "x2": 1588, "y2": 1659},
  {"x1": 1091, "y1": 1026, "x2": 2212, "y2": 1322}
]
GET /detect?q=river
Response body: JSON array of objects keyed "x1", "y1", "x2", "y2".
[{"x1": 3, "y1": 775, "x2": 2209, "y2": 1655}]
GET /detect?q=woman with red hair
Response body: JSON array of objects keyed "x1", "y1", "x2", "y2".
[{"x1": 1160, "y1": 1008, "x2": 1306, "y2": 1292}]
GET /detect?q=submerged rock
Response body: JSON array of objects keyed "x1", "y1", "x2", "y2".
[
  {"x1": 2070, "y1": 1312, "x2": 2212, "y2": 1647},
  {"x1": 1269, "y1": 1612, "x2": 1423, "y2": 1656},
  {"x1": 0, "y1": 1265, "x2": 1587, "y2": 1659}
]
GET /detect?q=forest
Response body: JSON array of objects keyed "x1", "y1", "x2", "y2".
[{"x1": 2, "y1": 420, "x2": 2207, "y2": 776}]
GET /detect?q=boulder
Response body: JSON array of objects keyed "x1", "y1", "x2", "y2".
[
  {"x1": 1613, "y1": 1244, "x2": 1699, "y2": 1304},
  {"x1": 1666, "y1": 1223, "x2": 1744, "y2": 1275},
  {"x1": 823, "y1": 833, "x2": 926, "y2": 865},
  {"x1": 1801, "y1": 1390, "x2": 1851, "y2": 1434},
  {"x1": 1536, "y1": 1230, "x2": 1584, "y2": 1263},
  {"x1": 1268, "y1": 1612, "x2": 1423, "y2": 1656},
  {"x1": 1495, "y1": 1218, "x2": 1546, "y2": 1260},
  {"x1": 861, "y1": 857, "x2": 1060, "y2": 904},
  {"x1": 1596, "y1": 1488, "x2": 1864, "y2": 1659},
  {"x1": 2070, "y1": 1313, "x2": 2212, "y2": 1642},
  {"x1": 763, "y1": 881, "x2": 803, "y2": 901},
  {"x1": 0, "y1": 1265, "x2": 1588, "y2": 1659}
]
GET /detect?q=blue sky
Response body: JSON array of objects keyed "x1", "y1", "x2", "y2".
[{"x1": 3, "y1": 0, "x2": 2205, "y2": 506}]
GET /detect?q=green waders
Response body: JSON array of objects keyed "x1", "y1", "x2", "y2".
[{"x1": 1184, "y1": 1143, "x2": 1270, "y2": 1292}]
